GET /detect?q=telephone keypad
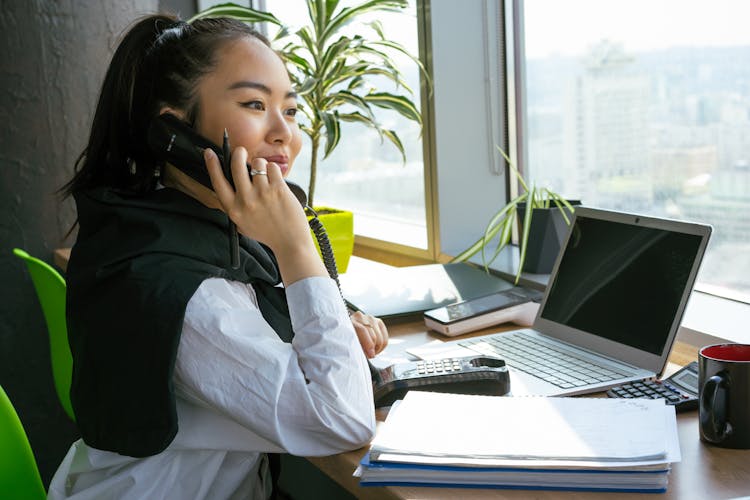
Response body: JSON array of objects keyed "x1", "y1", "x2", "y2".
[{"x1": 416, "y1": 358, "x2": 462, "y2": 375}]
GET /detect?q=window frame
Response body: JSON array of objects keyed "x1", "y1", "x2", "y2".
[
  {"x1": 377, "y1": 0, "x2": 750, "y2": 346},
  {"x1": 511, "y1": 0, "x2": 750, "y2": 345}
]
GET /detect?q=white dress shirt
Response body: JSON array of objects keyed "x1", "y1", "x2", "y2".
[{"x1": 48, "y1": 276, "x2": 376, "y2": 499}]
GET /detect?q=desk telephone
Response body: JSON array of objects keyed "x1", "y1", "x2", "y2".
[{"x1": 371, "y1": 356, "x2": 510, "y2": 407}]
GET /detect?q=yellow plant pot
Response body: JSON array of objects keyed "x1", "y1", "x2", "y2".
[{"x1": 308, "y1": 206, "x2": 354, "y2": 274}]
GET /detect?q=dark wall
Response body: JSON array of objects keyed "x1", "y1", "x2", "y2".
[{"x1": 0, "y1": 0, "x2": 184, "y2": 486}]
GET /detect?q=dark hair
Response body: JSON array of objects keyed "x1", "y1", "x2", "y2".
[{"x1": 62, "y1": 14, "x2": 270, "y2": 197}]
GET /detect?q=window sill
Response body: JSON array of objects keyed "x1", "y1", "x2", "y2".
[{"x1": 353, "y1": 212, "x2": 428, "y2": 250}]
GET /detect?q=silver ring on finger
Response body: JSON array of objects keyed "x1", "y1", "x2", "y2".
[{"x1": 250, "y1": 169, "x2": 267, "y2": 176}]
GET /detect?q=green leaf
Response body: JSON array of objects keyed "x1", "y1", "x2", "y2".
[
  {"x1": 367, "y1": 19, "x2": 386, "y2": 40},
  {"x1": 295, "y1": 76, "x2": 318, "y2": 96},
  {"x1": 496, "y1": 144, "x2": 530, "y2": 194},
  {"x1": 308, "y1": 0, "x2": 322, "y2": 35},
  {"x1": 381, "y1": 129, "x2": 405, "y2": 162},
  {"x1": 369, "y1": 39, "x2": 431, "y2": 87},
  {"x1": 480, "y1": 211, "x2": 511, "y2": 269},
  {"x1": 299, "y1": 123, "x2": 314, "y2": 139},
  {"x1": 323, "y1": 63, "x2": 380, "y2": 93},
  {"x1": 346, "y1": 45, "x2": 414, "y2": 92},
  {"x1": 452, "y1": 226, "x2": 497, "y2": 263},
  {"x1": 274, "y1": 25, "x2": 291, "y2": 41},
  {"x1": 548, "y1": 192, "x2": 577, "y2": 224},
  {"x1": 359, "y1": 67, "x2": 412, "y2": 93},
  {"x1": 452, "y1": 192, "x2": 525, "y2": 264},
  {"x1": 283, "y1": 51, "x2": 314, "y2": 77},
  {"x1": 323, "y1": 0, "x2": 408, "y2": 44},
  {"x1": 338, "y1": 111, "x2": 376, "y2": 125},
  {"x1": 324, "y1": 0, "x2": 341, "y2": 20},
  {"x1": 480, "y1": 192, "x2": 526, "y2": 269},
  {"x1": 364, "y1": 92, "x2": 422, "y2": 125},
  {"x1": 347, "y1": 75, "x2": 365, "y2": 91},
  {"x1": 312, "y1": 0, "x2": 341, "y2": 38},
  {"x1": 296, "y1": 26, "x2": 318, "y2": 62},
  {"x1": 486, "y1": 214, "x2": 515, "y2": 269},
  {"x1": 188, "y1": 3, "x2": 283, "y2": 26},
  {"x1": 319, "y1": 35, "x2": 354, "y2": 79},
  {"x1": 341, "y1": 111, "x2": 386, "y2": 143},
  {"x1": 323, "y1": 90, "x2": 376, "y2": 120},
  {"x1": 321, "y1": 111, "x2": 341, "y2": 158}
]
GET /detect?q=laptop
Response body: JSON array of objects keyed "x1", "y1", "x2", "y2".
[{"x1": 408, "y1": 206, "x2": 712, "y2": 397}]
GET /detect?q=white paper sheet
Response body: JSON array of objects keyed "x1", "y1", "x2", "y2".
[{"x1": 370, "y1": 392, "x2": 672, "y2": 462}]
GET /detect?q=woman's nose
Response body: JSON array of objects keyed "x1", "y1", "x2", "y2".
[{"x1": 267, "y1": 111, "x2": 292, "y2": 144}]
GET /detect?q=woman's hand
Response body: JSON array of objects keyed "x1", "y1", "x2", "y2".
[
  {"x1": 350, "y1": 311, "x2": 388, "y2": 358},
  {"x1": 204, "y1": 147, "x2": 327, "y2": 284}
]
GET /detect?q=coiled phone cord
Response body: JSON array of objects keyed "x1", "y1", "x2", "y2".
[
  {"x1": 305, "y1": 207, "x2": 347, "y2": 308},
  {"x1": 308, "y1": 206, "x2": 380, "y2": 379}
]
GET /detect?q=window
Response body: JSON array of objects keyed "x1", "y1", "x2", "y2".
[
  {"x1": 260, "y1": 0, "x2": 428, "y2": 250},
  {"x1": 520, "y1": 0, "x2": 750, "y2": 302}
]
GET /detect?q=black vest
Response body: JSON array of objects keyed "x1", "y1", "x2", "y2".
[{"x1": 67, "y1": 187, "x2": 293, "y2": 457}]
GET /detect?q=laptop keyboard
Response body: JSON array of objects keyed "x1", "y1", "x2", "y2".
[{"x1": 458, "y1": 331, "x2": 631, "y2": 389}]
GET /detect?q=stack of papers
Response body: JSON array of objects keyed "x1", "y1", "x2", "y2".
[{"x1": 355, "y1": 391, "x2": 680, "y2": 493}]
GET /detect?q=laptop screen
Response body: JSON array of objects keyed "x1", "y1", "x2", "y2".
[{"x1": 539, "y1": 213, "x2": 706, "y2": 355}]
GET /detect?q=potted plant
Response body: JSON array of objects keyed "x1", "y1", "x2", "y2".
[
  {"x1": 191, "y1": 1, "x2": 426, "y2": 272},
  {"x1": 452, "y1": 146, "x2": 578, "y2": 283}
]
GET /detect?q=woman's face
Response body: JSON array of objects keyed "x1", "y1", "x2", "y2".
[{"x1": 194, "y1": 36, "x2": 302, "y2": 177}]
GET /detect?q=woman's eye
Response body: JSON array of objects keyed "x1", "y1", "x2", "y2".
[
  {"x1": 241, "y1": 100, "x2": 264, "y2": 110},
  {"x1": 286, "y1": 108, "x2": 298, "y2": 118}
]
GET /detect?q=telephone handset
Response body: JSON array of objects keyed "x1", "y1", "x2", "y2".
[
  {"x1": 146, "y1": 113, "x2": 341, "y2": 289},
  {"x1": 147, "y1": 112, "x2": 308, "y2": 204}
]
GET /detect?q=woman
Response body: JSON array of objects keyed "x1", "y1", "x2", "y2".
[{"x1": 49, "y1": 13, "x2": 387, "y2": 499}]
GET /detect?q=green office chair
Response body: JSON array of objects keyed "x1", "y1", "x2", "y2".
[
  {"x1": 0, "y1": 385, "x2": 47, "y2": 499},
  {"x1": 13, "y1": 248, "x2": 75, "y2": 421}
]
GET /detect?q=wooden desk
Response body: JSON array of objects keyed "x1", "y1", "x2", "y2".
[
  {"x1": 53, "y1": 248, "x2": 750, "y2": 497},
  {"x1": 308, "y1": 321, "x2": 750, "y2": 499}
]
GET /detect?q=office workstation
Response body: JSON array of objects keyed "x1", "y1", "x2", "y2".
[
  {"x1": 309, "y1": 321, "x2": 750, "y2": 499},
  {"x1": 322, "y1": 209, "x2": 749, "y2": 497},
  {"x1": 5, "y1": 0, "x2": 750, "y2": 498},
  {"x1": 51, "y1": 247, "x2": 750, "y2": 497}
]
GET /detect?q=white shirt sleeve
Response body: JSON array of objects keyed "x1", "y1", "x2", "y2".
[{"x1": 172, "y1": 276, "x2": 376, "y2": 457}]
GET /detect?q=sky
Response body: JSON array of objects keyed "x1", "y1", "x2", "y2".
[{"x1": 524, "y1": 0, "x2": 750, "y2": 58}]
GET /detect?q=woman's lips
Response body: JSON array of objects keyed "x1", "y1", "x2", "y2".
[{"x1": 263, "y1": 156, "x2": 288, "y2": 173}]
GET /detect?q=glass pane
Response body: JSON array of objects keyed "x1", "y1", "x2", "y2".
[
  {"x1": 266, "y1": 0, "x2": 427, "y2": 249},
  {"x1": 522, "y1": 0, "x2": 750, "y2": 301}
]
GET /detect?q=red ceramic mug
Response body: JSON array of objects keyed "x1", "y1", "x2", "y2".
[{"x1": 698, "y1": 343, "x2": 750, "y2": 449}]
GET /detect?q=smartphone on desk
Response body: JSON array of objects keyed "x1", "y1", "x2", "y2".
[
  {"x1": 424, "y1": 287, "x2": 544, "y2": 337},
  {"x1": 607, "y1": 361, "x2": 699, "y2": 412}
]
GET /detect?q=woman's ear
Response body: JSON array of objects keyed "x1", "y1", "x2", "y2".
[{"x1": 159, "y1": 106, "x2": 186, "y2": 120}]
